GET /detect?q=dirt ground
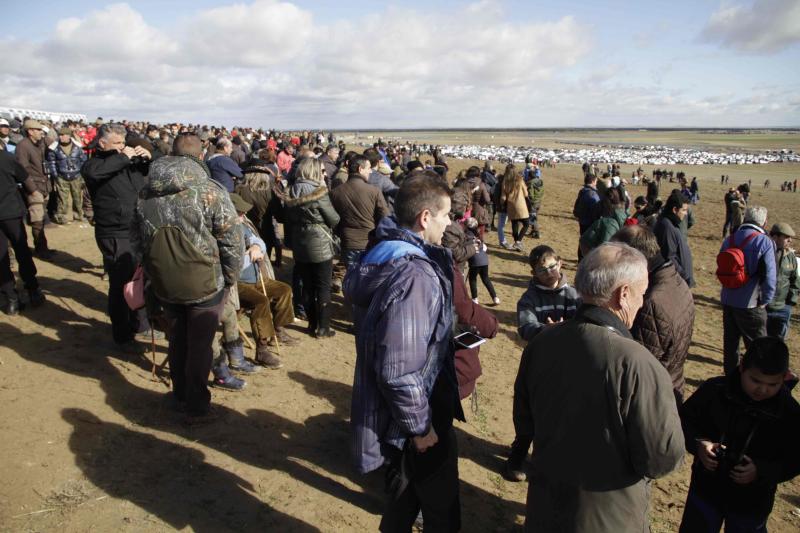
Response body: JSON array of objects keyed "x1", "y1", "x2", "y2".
[{"x1": 1, "y1": 161, "x2": 799, "y2": 532}]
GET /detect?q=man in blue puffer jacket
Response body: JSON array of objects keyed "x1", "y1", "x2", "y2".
[
  {"x1": 719, "y1": 205, "x2": 777, "y2": 376},
  {"x1": 47, "y1": 126, "x2": 87, "y2": 224},
  {"x1": 345, "y1": 171, "x2": 465, "y2": 531}
]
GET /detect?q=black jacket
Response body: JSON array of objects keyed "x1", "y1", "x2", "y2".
[
  {"x1": 0, "y1": 151, "x2": 33, "y2": 221},
  {"x1": 82, "y1": 150, "x2": 149, "y2": 239},
  {"x1": 654, "y1": 212, "x2": 695, "y2": 287},
  {"x1": 680, "y1": 373, "x2": 800, "y2": 516}
]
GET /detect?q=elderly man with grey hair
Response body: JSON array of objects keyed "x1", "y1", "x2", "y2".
[
  {"x1": 83, "y1": 123, "x2": 154, "y2": 349},
  {"x1": 718, "y1": 205, "x2": 776, "y2": 376},
  {"x1": 513, "y1": 242, "x2": 684, "y2": 533}
]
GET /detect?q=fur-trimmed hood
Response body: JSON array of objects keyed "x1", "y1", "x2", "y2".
[{"x1": 286, "y1": 179, "x2": 328, "y2": 207}]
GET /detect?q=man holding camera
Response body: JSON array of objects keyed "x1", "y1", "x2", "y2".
[{"x1": 82, "y1": 123, "x2": 152, "y2": 348}]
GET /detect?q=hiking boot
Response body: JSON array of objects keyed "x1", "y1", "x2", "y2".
[
  {"x1": 255, "y1": 345, "x2": 283, "y2": 369},
  {"x1": 28, "y1": 288, "x2": 46, "y2": 308},
  {"x1": 314, "y1": 327, "x2": 336, "y2": 338},
  {"x1": 212, "y1": 362, "x2": 246, "y2": 391},
  {"x1": 223, "y1": 338, "x2": 260, "y2": 374},
  {"x1": 503, "y1": 458, "x2": 527, "y2": 482}
]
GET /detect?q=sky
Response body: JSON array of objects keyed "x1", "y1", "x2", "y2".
[{"x1": 2, "y1": 0, "x2": 799, "y2": 128}]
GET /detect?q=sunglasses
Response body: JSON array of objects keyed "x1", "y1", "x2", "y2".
[{"x1": 534, "y1": 262, "x2": 560, "y2": 275}]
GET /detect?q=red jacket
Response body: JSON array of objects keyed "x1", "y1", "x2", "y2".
[{"x1": 452, "y1": 265, "x2": 498, "y2": 399}]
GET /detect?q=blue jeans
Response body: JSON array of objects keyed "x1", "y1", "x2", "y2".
[
  {"x1": 767, "y1": 305, "x2": 792, "y2": 340},
  {"x1": 496, "y1": 212, "x2": 508, "y2": 244}
]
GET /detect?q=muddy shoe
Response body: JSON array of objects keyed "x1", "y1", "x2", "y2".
[
  {"x1": 503, "y1": 458, "x2": 527, "y2": 482},
  {"x1": 255, "y1": 345, "x2": 283, "y2": 369},
  {"x1": 314, "y1": 327, "x2": 336, "y2": 339}
]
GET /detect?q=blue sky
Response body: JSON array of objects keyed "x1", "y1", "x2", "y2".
[{"x1": 2, "y1": 0, "x2": 799, "y2": 128}]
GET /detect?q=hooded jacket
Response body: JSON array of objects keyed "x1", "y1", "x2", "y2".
[
  {"x1": 515, "y1": 305, "x2": 684, "y2": 532},
  {"x1": 516, "y1": 273, "x2": 581, "y2": 342},
  {"x1": 285, "y1": 178, "x2": 340, "y2": 264},
  {"x1": 130, "y1": 155, "x2": 243, "y2": 303},
  {"x1": 579, "y1": 208, "x2": 627, "y2": 254},
  {"x1": 83, "y1": 150, "x2": 149, "y2": 239},
  {"x1": 680, "y1": 372, "x2": 800, "y2": 517},
  {"x1": 654, "y1": 212, "x2": 695, "y2": 288},
  {"x1": 345, "y1": 217, "x2": 463, "y2": 474},
  {"x1": 719, "y1": 223, "x2": 776, "y2": 308},
  {"x1": 631, "y1": 258, "x2": 695, "y2": 397},
  {"x1": 572, "y1": 184, "x2": 601, "y2": 230}
]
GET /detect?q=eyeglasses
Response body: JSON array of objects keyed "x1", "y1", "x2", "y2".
[{"x1": 534, "y1": 262, "x2": 560, "y2": 275}]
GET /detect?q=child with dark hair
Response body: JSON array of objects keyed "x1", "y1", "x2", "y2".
[
  {"x1": 678, "y1": 336, "x2": 800, "y2": 532},
  {"x1": 464, "y1": 216, "x2": 500, "y2": 305},
  {"x1": 504, "y1": 244, "x2": 581, "y2": 481}
]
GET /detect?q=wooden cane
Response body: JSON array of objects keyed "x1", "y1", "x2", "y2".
[
  {"x1": 257, "y1": 261, "x2": 281, "y2": 354},
  {"x1": 150, "y1": 328, "x2": 157, "y2": 378},
  {"x1": 238, "y1": 323, "x2": 255, "y2": 350}
]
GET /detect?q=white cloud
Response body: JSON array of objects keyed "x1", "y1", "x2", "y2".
[
  {"x1": 700, "y1": 0, "x2": 800, "y2": 53},
  {"x1": 0, "y1": 1, "x2": 797, "y2": 127}
]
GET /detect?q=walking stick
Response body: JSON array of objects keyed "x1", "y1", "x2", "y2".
[
  {"x1": 150, "y1": 328, "x2": 157, "y2": 378},
  {"x1": 238, "y1": 323, "x2": 255, "y2": 350},
  {"x1": 151, "y1": 328, "x2": 170, "y2": 387},
  {"x1": 257, "y1": 260, "x2": 280, "y2": 354}
]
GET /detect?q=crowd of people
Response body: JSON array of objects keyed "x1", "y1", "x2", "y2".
[{"x1": 1, "y1": 115, "x2": 799, "y2": 532}]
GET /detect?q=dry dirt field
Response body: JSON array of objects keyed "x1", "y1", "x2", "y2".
[{"x1": 1, "y1": 159, "x2": 799, "y2": 532}]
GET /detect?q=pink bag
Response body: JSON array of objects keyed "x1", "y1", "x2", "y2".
[{"x1": 124, "y1": 265, "x2": 146, "y2": 310}]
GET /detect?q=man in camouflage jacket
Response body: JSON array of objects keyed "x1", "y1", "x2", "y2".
[{"x1": 131, "y1": 135, "x2": 243, "y2": 420}]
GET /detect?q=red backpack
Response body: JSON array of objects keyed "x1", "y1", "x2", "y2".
[{"x1": 716, "y1": 232, "x2": 758, "y2": 289}]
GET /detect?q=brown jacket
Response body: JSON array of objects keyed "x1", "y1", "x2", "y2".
[
  {"x1": 15, "y1": 137, "x2": 49, "y2": 194},
  {"x1": 501, "y1": 180, "x2": 529, "y2": 221},
  {"x1": 631, "y1": 260, "x2": 695, "y2": 398},
  {"x1": 330, "y1": 174, "x2": 388, "y2": 251}
]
